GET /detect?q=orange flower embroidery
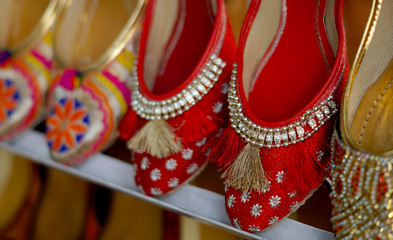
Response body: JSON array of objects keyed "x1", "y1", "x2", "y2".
[
  {"x1": 0, "y1": 79, "x2": 19, "y2": 124},
  {"x1": 46, "y1": 98, "x2": 89, "y2": 152}
]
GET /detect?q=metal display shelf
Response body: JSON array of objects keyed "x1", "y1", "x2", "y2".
[{"x1": 0, "y1": 129, "x2": 335, "y2": 240}]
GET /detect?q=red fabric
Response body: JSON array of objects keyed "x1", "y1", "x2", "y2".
[
  {"x1": 152, "y1": 0, "x2": 215, "y2": 94},
  {"x1": 209, "y1": 0, "x2": 348, "y2": 232},
  {"x1": 122, "y1": 0, "x2": 237, "y2": 196},
  {"x1": 247, "y1": 0, "x2": 335, "y2": 123},
  {"x1": 119, "y1": 107, "x2": 138, "y2": 140},
  {"x1": 163, "y1": 211, "x2": 180, "y2": 240}
]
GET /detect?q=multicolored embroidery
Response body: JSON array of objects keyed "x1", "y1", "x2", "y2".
[
  {"x1": 46, "y1": 98, "x2": 89, "y2": 153},
  {"x1": 0, "y1": 78, "x2": 19, "y2": 124}
]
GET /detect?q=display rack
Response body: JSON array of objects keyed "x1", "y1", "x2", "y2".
[{"x1": 0, "y1": 129, "x2": 335, "y2": 240}]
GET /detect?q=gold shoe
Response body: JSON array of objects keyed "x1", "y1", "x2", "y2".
[{"x1": 330, "y1": 0, "x2": 393, "y2": 239}]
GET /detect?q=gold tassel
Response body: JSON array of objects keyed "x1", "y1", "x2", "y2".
[
  {"x1": 222, "y1": 143, "x2": 267, "y2": 193},
  {"x1": 128, "y1": 119, "x2": 182, "y2": 158}
]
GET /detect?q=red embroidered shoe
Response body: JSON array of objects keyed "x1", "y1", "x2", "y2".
[
  {"x1": 208, "y1": 0, "x2": 348, "y2": 232},
  {"x1": 119, "y1": 0, "x2": 236, "y2": 196},
  {"x1": 331, "y1": 0, "x2": 393, "y2": 238}
]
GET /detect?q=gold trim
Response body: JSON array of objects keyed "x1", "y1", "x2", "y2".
[
  {"x1": 340, "y1": 0, "x2": 383, "y2": 149},
  {"x1": 52, "y1": 0, "x2": 146, "y2": 75},
  {"x1": 10, "y1": 0, "x2": 67, "y2": 55}
]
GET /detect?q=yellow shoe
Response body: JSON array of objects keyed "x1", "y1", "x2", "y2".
[{"x1": 0, "y1": 153, "x2": 42, "y2": 240}]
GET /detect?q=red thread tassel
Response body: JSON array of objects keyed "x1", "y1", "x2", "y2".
[
  {"x1": 179, "y1": 106, "x2": 220, "y2": 143},
  {"x1": 283, "y1": 138, "x2": 328, "y2": 192},
  {"x1": 119, "y1": 108, "x2": 138, "y2": 140},
  {"x1": 205, "y1": 126, "x2": 246, "y2": 169}
]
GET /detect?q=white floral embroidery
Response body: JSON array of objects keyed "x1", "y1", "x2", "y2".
[
  {"x1": 182, "y1": 148, "x2": 193, "y2": 160},
  {"x1": 227, "y1": 194, "x2": 236, "y2": 208},
  {"x1": 140, "y1": 157, "x2": 149, "y2": 170},
  {"x1": 316, "y1": 151, "x2": 324, "y2": 161},
  {"x1": 187, "y1": 163, "x2": 198, "y2": 174},
  {"x1": 137, "y1": 185, "x2": 144, "y2": 194},
  {"x1": 268, "y1": 216, "x2": 279, "y2": 226},
  {"x1": 263, "y1": 181, "x2": 271, "y2": 193},
  {"x1": 224, "y1": 184, "x2": 228, "y2": 192},
  {"x1": 288, "y1": 191, "x2": 297, "y2": 198},
  {"x1": 250, "y1": 204, "x2": 262, "y2": 218},
  {"x1": 276, "y1": 171, "x2": 284, "y2": 183},
  {"x1": 213, "y1": 102, "x2": 223, "y2": 113},
  {"x1": 168, "y1": 178, "x2": 179, "y2": 188},
  {"x1": 241, "y1": 192, "x2": 251, "y2": 203},
  {"x1": 233, "y1": 218, "x2": 242, "y2": 229},
  {"x1": 196, "y1": 137, "x2": 207, "y2": 147},
  {"x1": 221, "y1": 83, "x2": 229, "y2": 94},
  {"x1": 150, "y1": 187, "x2": 162, "y2": 196},
  {"x1": 269, "y1": 195, "x2": 281, "y2": 208},
  {"x1": 165, "y1": 159, "x2": 177, "y2": 171},
  {"x1": 150, "y1": 168, "x2": 161, "y2": 181},
  {"x1": 290, "y1": 201, "x2": 299, "y2": 212},
  {"x1": 248, "y1": 225, "x2": 260, "y2": 232}
]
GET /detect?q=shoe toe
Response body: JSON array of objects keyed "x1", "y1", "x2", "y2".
[
  {"x1": 46, "y1": 94, "x2": 107, "y2": 165},
  {"x1": 225, "y1": 183, "x2": 313, "y2": 232},
  {"x1": 133, "y1": 144, "x2": 207, "y2": 196}
]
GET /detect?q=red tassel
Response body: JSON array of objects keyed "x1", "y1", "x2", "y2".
[
  {"x1": 119, "y1": 108, "x2": 138, "y2": 140},
  {"x1": 282, "y1": 136, "x2": 329, "y2": 192},
  {"x1": 205, "y1": 126, "x2": 246, "y2": 169},
  {"x1": 178, "y1": 106, "x2": 220, "y2": 143}
]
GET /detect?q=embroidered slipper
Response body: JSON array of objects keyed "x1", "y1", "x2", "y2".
[
  {"x1": 0, "y1": 0, "x2": 63, "y2": 141},
  {"x1": 45, "y1": 0, "x2": 144, "y2": 165},
  {"x1": 119, "y1": 0, "x2": 236, "y2": 196},
  {"x1": 331, "y1": 0, "x2": 393, "y2": 238},
  {"x1": 207, "y1": 0, "x2": 348, "y2": 232}
]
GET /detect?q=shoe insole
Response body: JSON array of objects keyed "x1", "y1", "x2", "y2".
[
  {"x1": 246, "y1": 0, "x2": 335, "y2": 122},
  {"x1": 144, "y1": 0, "x2": 214, "y2": 95},
  {"x1": 0, "y1": 152, "x2": 32, "y2": 231},
  {"x1": 0, "y1": 0, "x2": 50, "y2": 49},
  {"x1": 55, "y1": 0, "x2": 138, "y2": 69},
  {"x1": 350, "y1": 59, "x2": 393, "y2": 154},
  {"x1": 99, "y1": 191, "x2": 162, "y2": 240},
  {"x1": 33, "y1": 169, "x2": 89, "y2": 240}
]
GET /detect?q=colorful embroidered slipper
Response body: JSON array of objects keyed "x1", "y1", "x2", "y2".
[
  {"x1": 119, "y1": 0, "x2": 236, "y2": 196},
  {"x1": 45, "y1": 0, "x2": 144, "y2": 165},
  {"x1": 331, "y1": 0, "x2": 393, "y2": 238},
  {"x1": 207, "y1": 0, "x2": 348, "y2": 232},
  {"x1": 0, "y1": 0, "x2": 64, "y2": 141}
]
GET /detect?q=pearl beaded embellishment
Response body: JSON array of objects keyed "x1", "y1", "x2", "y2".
[
  {"x1": 330, "y1": 131, "x2": 393, "y2": 240},
  {"x1": 228, "y1": 64, "x2": 337, "y2": 148},
  {"x1": 130, "y1": 55, "x2": 226, "y2": 120}
]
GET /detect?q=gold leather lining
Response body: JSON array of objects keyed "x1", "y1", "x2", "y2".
[{"x1": 350, "y1": 59, "x2": 393, "y2": 154}]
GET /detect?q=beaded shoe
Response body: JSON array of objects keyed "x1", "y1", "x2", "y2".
[
  {"x1": 119, "y1": 0, "x2": 236, "y2": 196},
  {"x1": 0, "y1": 0, "x2": 64, "y2": 141},
  {"x1": 207, "y1": 0, "x2": 348, "y2": 232},
  {"x1": 330, "y1": 0, "x2": 393, "y2": 238},
  {"x1": 45, "y1": 0, "x2": 144, "y2": 165}
]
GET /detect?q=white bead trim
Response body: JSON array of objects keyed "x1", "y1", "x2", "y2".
[
  {"x1": 228, "y1": 64, "x2": 338, "y2": 148},
  {"x1": 130, "y1": 55, "x2": 226, "y2": 120}
]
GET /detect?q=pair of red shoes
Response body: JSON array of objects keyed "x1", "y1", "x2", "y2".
[{"x1": 120, "y1": 0, "x2": 348, "y2": 232}]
